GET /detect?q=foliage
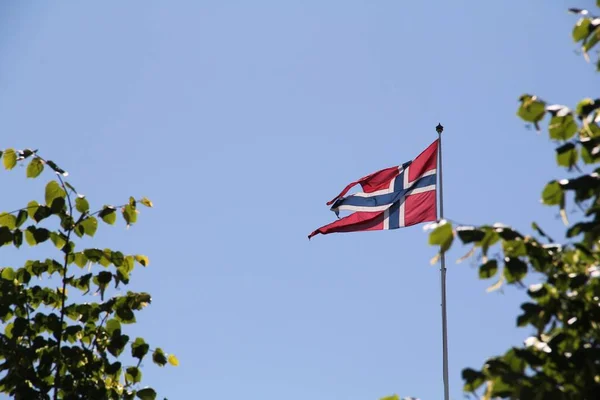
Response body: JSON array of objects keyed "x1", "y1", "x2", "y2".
[
  {"x1": 424, "y1": 4, "x2": 600, "y2": 399},
  {"x1": 0, "y1": 149, "x2": 177, "y2": 399}
]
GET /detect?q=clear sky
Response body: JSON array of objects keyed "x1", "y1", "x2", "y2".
[{"x1": 0, "y1": 1, "x2": 595, "y2": 399}]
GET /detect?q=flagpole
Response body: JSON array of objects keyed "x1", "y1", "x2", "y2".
[{"x1": 436, "y1": 123, "x2": 450, "y2": 400}]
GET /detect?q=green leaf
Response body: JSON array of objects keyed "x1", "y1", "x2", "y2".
[
  {"x1": 583, "y1": 27, "x2": 600, "y2": 53},
  {"x1": 517, "y1": 95, "x2": 546, "y2": 125},
  {"x1": 26, "y1": 157, "x2": 44, "y2": 178},
  {"x1": 99, "y1": 206, "x2": 117, "y2": 225},
  {"x1": 479, "y1": 260, "x2": 498, "y2": 279},
  {"x1": 33, "y1": 205, "x2": 52, "y2": 223},
  {"x1": 96, "y1": 271, "x2": 112, "y2": 285},
  {"x1": 167, "y1": 354, "x2": 179, "y2": 366},
  {"x1": 428, "y1": 221, "x2": 454, "y2": 253},
  {"x1": 122, "y1": 204, "x2": 138, "y2": 226},
  {"x1": 63, "y1": 181, "x2": 77, "y2": 194},
  {"x1": 50, "y1": 232, "x2": 67, "y2": 250},
  {"x1": 132, "y1": 337, "x2": 150, "y2": 360},
  {"x1": 99, "y1": 249, "x2": 112, "y2": 267},
  {"x1": 140, "y1": 197, "x2": 153, "y2": 207},
  {"x1": 45, "y1": 181, "x2": 66, "y2": 206},
  {"x1": 1, "y1": 267, "x2": 15, "y2": 280},
  {"x1": 12, "y1": 229, "x2": 22, "y2": 248},
  {"x1": 0, "y1": 213, "x2": 16, "y2": 229},
  {"x1": 3, "y1": 148, "x2": 17, "y2": 170},
  {"x1": 123, "y1": 256, "x2": 135, "y2": 273},
  {"x1": 462, "y1": 368, "x2": 486, "y2": 392},
  {"x1": 0, "y1": 227, "x2": 13, "y2": 246},
  {"x1": 45, "y1": 160, "x2": 67, "y2": 176},
  {"x1": 504, "y1": 257, "x2": 528, "y2": 283},
  {"x1": 108, "y1": 332, "x2": 130, "y2": 358},
  {"x1": 152, "y1": 348, "x2": 168, "y2": 366},
  {"x1": 502, "y1": 240, "x2": 527, "y2": 258},
  {"x1": 5, "y1": 322, "x2": 14, "y2": 338},
  {"x1": 16, "y1": 268, "x2": 31, "y2": 284},
  {"x1": 456, "y1": 226, "x2": 486, "y2": 244},
  {"x1": 15, "y1": 210, "x2": 27, "y2": 228},
  {"x1": 83, "y1": 248, "x2": 103, "y2": 262},
  {"x1": 580, "y1": 137, "x2": 600, "y2": 164},
  {"x1": 50, "y1": 197, "x2": 66, "y2": 214},
  {"x1": 549, "y1": 114, "x2": 578, "y2": 140},
  {"x1": 79, "y1": 217, "x2": 98, "y2": 237},
  {"x1": 379, "y1": 396, "x2": 399, "y2": 400},
  {"x1": 26, "y1": 200, "x2": 39, "y2": 219},
  {"x1": 75, "y1": 196, "x2": 89, "y2": 213},
  {"x1": 25, "y1": 226, "x2": 50, "y2": 245},
  {"x1": 135, "y1": 255, "x2": 149, "y2": 267},
  {"x1": 136, "y1": 388, "x2": 157, "y2": 400},
  {"x1": 541, "y1": 181, "x2": 563, "y2": 205},
  {"x1": 106, "y1": 319, "x2": 121, "y2": 335},
  {"x1": 111, "y1": 251, "x2": 125, "y2": 267},
  {"x1": 126, "y1": 367, "x2": 142, "y2": 384},
  {"x1": 555, "y1": 142, "x2": 579, "y2": 168},
  {"x1": 116, "y1": 304, "x2": 136, "y2": 324},
  {"x1": 573, "y1": 18, "x2": 592, "y2": 42},
  {"x1": 479, "y1": 229, "x2": 500, "y2": 256},
  {"x1": 531, "y1": 222, "x2": 553, "y2": 242},
  {"x1": 74, "y1": 252, "x2": 88, "y2": 268}
]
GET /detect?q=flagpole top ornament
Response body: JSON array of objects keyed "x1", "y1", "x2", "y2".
[{"x1": 436, "y1": 123, "x2": 444, "y2": 135}]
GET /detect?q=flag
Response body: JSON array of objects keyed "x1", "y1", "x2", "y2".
[{"x1": 308, "y1": 140, "x2": 438, "y2": 239}]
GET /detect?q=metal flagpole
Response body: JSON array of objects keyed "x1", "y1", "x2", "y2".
[{"x1": 436, "y1": 123, "x2": 450, "y2": 400}]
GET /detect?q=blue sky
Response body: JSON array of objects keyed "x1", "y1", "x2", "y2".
[{"x1": 0, "y1": 1, "x2": 596, "y2": 399}]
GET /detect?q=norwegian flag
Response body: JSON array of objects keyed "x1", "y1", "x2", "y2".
[{"x1": 308, "y1": 140, "x2": 438, "y2": 239}]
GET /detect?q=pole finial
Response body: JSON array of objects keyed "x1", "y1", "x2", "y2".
[{"x1": 436, "y1": 123, "x2": 444, "y2": 135}]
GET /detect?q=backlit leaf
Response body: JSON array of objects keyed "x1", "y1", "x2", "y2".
[
  {"x1": 555, "y1": 143, "x2": 579, "y2": 168},
  {"x1": 26, "y1": 200, "x2": 39, "y2": 219},
  {"x1": 549, "y1": 114, "x2": 578, "y2": 140},
  {"x1": 79, "y1": 217, "x2": 98, "y2": 237},
  {"x1": 50, "y1": 232, "x2": 67, "y2": 250},
  {"x1": 167, "y1": 354, "x2": 179, "y2": 366},
  {"x1": 106, "y1": 319, "x2": 121, "y2": 335},
  {"x1": 140, "y1": 197, "x2": 153, "y2": 207},
  {"x1": 75, "y1": 196, "x2": 89, "y2": 213},
  {"x1": 135, "y1": 255, "x2": 149, "y2": 267},
  {"x1": 0, "y1": 213, "x2": 16, "y2": 229},
  {"x1": 99, "y1": 206, "x2": 117, "y2": 225},
  {"x1": 1, "y1": 267, "x2": 15, "y2": 280},
  {"x1": 541, "y1": 181, "x2": 563, "y2": 205},
  {"x1": 122, "y1": 204, "x2": 137, "y2": 226},
  {"x1": 26, "y1": 158, "x2": 44, "y2": 178},
  {"x1": 45, "y1": 181, "x2": 66, "y2": 206},
  {"x1": 72, "y1": 252, "x2": 87, "y2": 268},
  {"x1": 3, "y1": 148, "x2": 17, "y2": 170},
  {"x1": 428, "y1": 221, "x2": 454, "y2": 253},
  {"x1": 573, "y1": 17, "x2": 592, "y2": 42},
  {"x1": 517, "y1": 95, "x2": 546, "y2": 126}
]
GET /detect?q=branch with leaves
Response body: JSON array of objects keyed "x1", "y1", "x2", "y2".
[
  {"x1": 0, "y1": 148, "x2": 176, "y2": 400},
  {"x1": 423, "y1": 6, "x2": 600, "y2": 399}
]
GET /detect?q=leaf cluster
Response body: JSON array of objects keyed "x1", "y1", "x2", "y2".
[
  {"x1": 0, "y1": 150, "x2": 176, "y2": 399},
  {"x1": 424, "y1": 5, "x2": 600, "y2": 399}
]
